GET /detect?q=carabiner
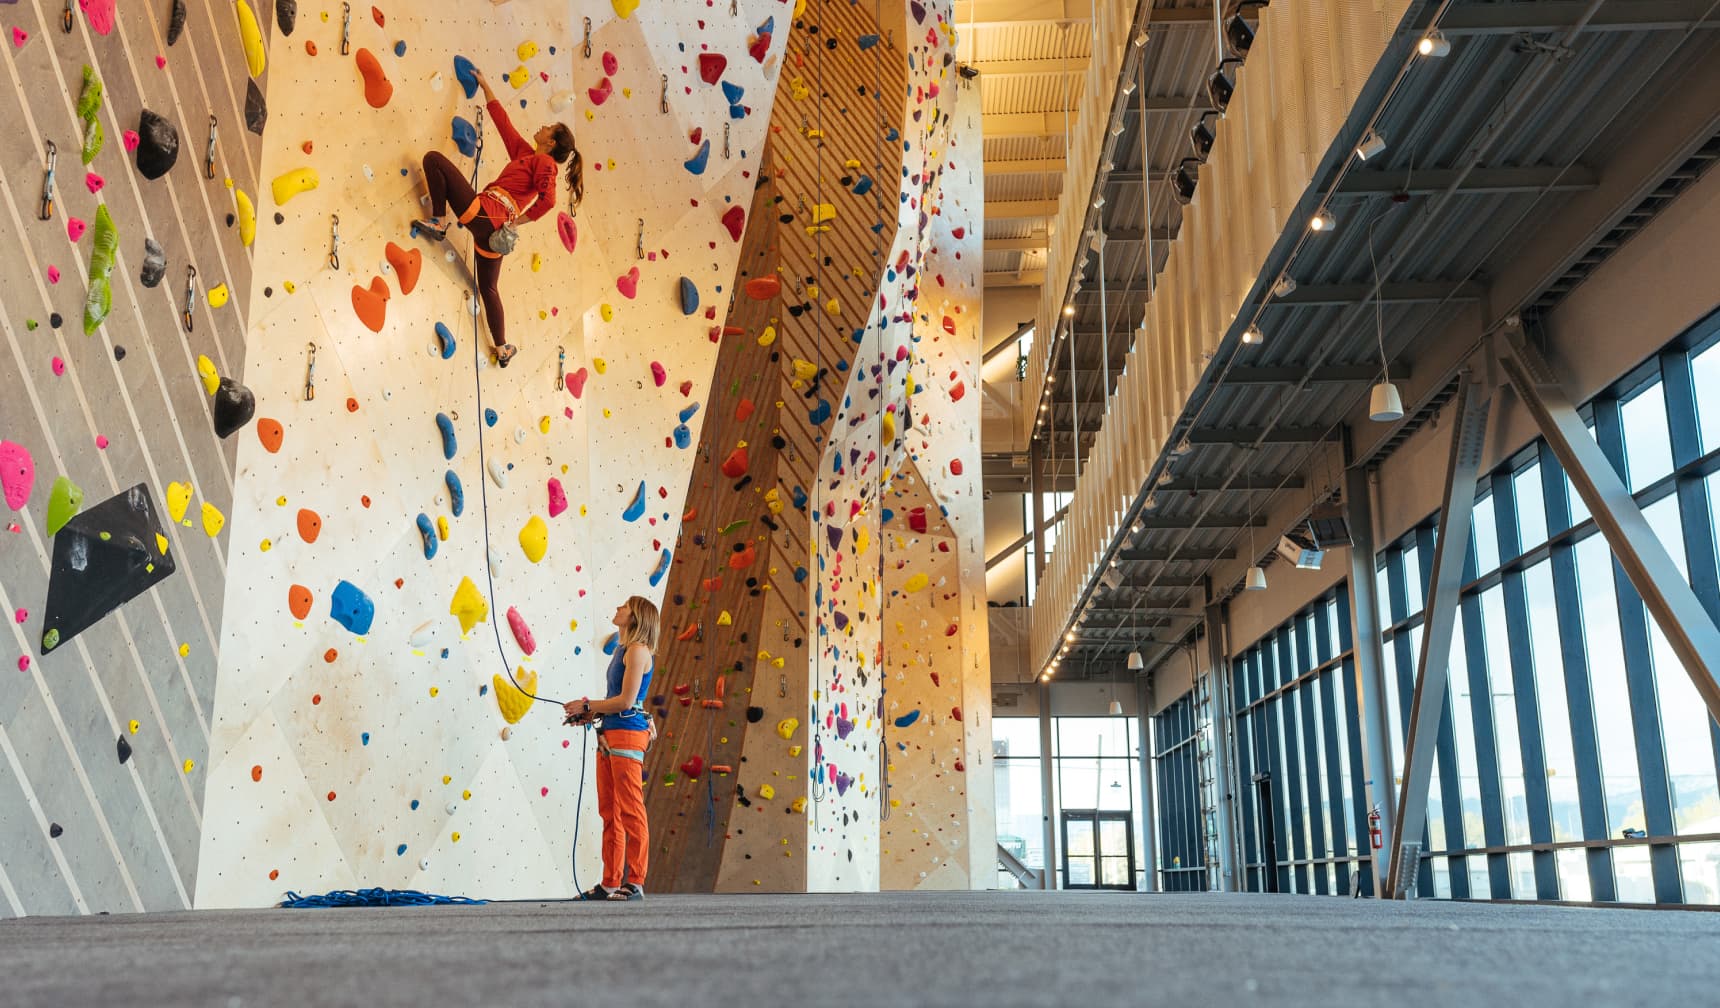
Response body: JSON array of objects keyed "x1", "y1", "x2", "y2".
[
  {"x1": 38, "y1": 140, "x2": 57, "y2": 222},
  {"x1": 340, "y1": 2, "x2": 352, "y2": 55},
  {"x1": 182, "y1": 265, "x2": 198, "y2": 334},
  {"x1": 328, "y1": 214, "x2": 341, "y2": 270},
  {"x1": 203, "y1": 115, "x2": 218, "y2": 180}
]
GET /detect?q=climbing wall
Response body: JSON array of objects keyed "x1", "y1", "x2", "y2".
[
  {"x1": 641, "y1": 0, "x2": 909, "y2": 893},
  {"x1": 193, "y1": 0, "x2": 784, "y2": 907},
  {"x1": 877, "y1": 76, "x2": 990, "y2": 890},
  {"x1": 0, "y1": 0, "x2": 265, "y2": 917}
]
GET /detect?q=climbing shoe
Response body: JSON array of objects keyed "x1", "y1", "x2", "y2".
[
  {"x1": 494, "y1": 343, "x2": 518, "y2": 368},
  {"x1": 410, "y1": 218, "x2": 448, "y2": 242},
  {"x1": 608, "y1": 883, "x2": 643, "y2": 902},
  {"x1": 581, "y1": 884, "x2": 615, "y2": 901}
]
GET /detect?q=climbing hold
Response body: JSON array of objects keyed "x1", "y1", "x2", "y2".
[
  {"x1": 486, "y1": 457, "x2": 508, "y2": 489},
  {"x1": 82, "y1": 206, "x2": 118, "y2": 335},
  {"x1": 0, "y1": 443, "x2": 35, "y2": 511},
  {"x1": 270, "y1": 166, "x2": 319, "y2": 206},
  {"x1": 547, "y1": 478, "x2": 567, "y2": 518},
  {"x1": 757, "y1": 784, "x2": 775, "y2": 801},
  {"x1": 650, "y1": 361, "x2": 668, "y2": 387},
  {"x1": 288, "y1": 584, "x2": 313, "y2": 620},
  {"x1": 683, "y1": 140, "x2": 710, "y2": 176},
  {"x1": 254, "y1": 418, "x2": 284, "y2": 455},
  {"x1": 385, "y1": 242, "x2": 421, "y2": 294},
  {"x1": 776, "y1": 717, "x2": 798, "y2": 740},
  {"x1": 452, "y1": 55, "x2": 479, "y2": 99},
  {"x1": 39, "y1": 484, "x2": 176, "y2": 654},
  {"x1": 326, "y1": 580, "x2": 373, "y2": 635},
  {"x1": 698, "y1": 53, "x2": 727, "y2": 85},
  {"x1": 200, "y1": 501, "x2": 225, "y2": 538},
  {"x1": 276, "y1": 0, "x2": 297, "y2": 36},
  {"x1": 436, "y1": 413, "x2": 458, "y2": 459},
  {"x1": 894, "y1": 710, "x2": 921, "y2": 729},
  {"x1": 451, "y1": 576, "x2": 489, "y2": 633},
  {"x1": 716, "y1": 610, "x2": 733, "y2": 627},
  {"x1": 207, "y1": 283, "x2": 230, "y2": 309},
  {"x1": 196, "y1": 356, "x2": 220, "y2": 396},
  {"x1": 430, "y1": 322, "x2": 457, "y2": 360},
  {"x1": 213, "y1": 378, "x2": 256, "y2": 439},
  {"x1": 436, "y1": 515, "x2": 449, "y2": 542},
  {"x1": 678, "y1": 277, "x2": 698, "y2": 315},
  {"x1": 165, "y1": 481, "x2": 192, "y2": 524},
  {"x1": 611, "y1": 0, "x2": 639, "y2": 16},
  {"x1": 451, "y1": 116, "x2": 478, "y2": 157},
  {"x1": 494, "y1": 667, "x2": 536, "y2": 724},
  {"x1": 556, "y1": 213, "x2": 576, "y2": 252},
  {"x1": 233, "y1": 189, "x2": 256, "y2": 246},
  {"x1": 721, "y1": 205, "x2": 745, "y2": 241},
  {"x1": 46, "y1": 477, "x2": 84, "y2": 536},
  {"x1": 506, "y1": 607, "x2": 536, "y2": 655},
  {"x1": 567, "y1": 368, "x2": 587, "y2": 398},
  {"x1": 295, "y1": 508, "x2": 322, "y2": 544},
  {"x1": 445, "y1": 470, "x2": 464, "y2": 517},
  {"x1": 903, "y1": 572, "x2": 929, "y2": 593},
  {"x1": 355, "y1": 49, "x2": 393, "y2": 108},
  {"x1": 245, "y1": 79, "x2": 267, "y2": 135},
  {"x1": 743, "y1": 276, "x2": 780, "y2": 300},
  {"x1": 234, "y1": 0, "x2": 266, "y2": 76},
  {"x1": 648, "y1": 549, "x2": 671, "y2": 588},
  {"x1": 140, "y1": 238, "x2": 167, "y2": 288},
  {"x1": 720, "y1": 445, "x2": 749, "y2": 479},
  {"x1": 519, "y1": 515, "x2": 548, "y2": 563},
  {"x1": 616, "y1": 266, "x2": 639, "y2": 299},
  {"x1": 621, "y1": 482, "x2": 646, "y2": 522}
]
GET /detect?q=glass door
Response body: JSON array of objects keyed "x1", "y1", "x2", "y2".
[{"x1": 1062, "y1": 810, "x2": 1136, "y2": 890}]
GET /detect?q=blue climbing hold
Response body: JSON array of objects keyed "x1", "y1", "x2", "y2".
[
  {"x1": 362, "y1": 732, "x2": 371, "y2": 745},
  {"x1": 601, "y1": 631, "x2": 619, "y2": 656},
  {"x1": 858, "y1": 33, "x2": 880, "y2": 49},
  {"x1": 852, "y1": 175, "x2": 873, "y2": 196},
  {"x1": 881, "y1": 508, "x2": 894, "y2": 523},
  {"x1": 757, "y1": 16, "x2": 775, "y2": 35},
  {"x1": 416, "y1": 513, "x2": 436, "y2": 559},
  {"x1": 885, "y1": 127, "x2": 899, "y2": 142},
  {"x1": 728, "y1": 104, "x2": 747, "y2": 120},
  {"x1": 396, "y1": 843, "x2": 407, "y2": 855},
  {"x1": 621, "y1": 481, "x2": 647, "y2": 522},
  {"x1": 649, "y1": 548, "x2": 672, "y2": 587},
  {"x1": 809, "y1": 399, "x2": 832, "y2": 426},
  {"x1": 721, "y1": 81, "x2": 744, "y2": 104},
  {"x1": 453, "y1": 56, "x2": 479, "y2": 99},
  {"x1": 393, "y1": 40, "x2": 406, "y2": 57},
  {"x1": 791, "y1": 486, "x2": 808, "y2": 509},
  {"x1": 410, "y1": 799, "x2": 420, "y2": 810},
  {"x1": 793, "y1": 565, "x2": 808, "y2": 583},
  {"x1": 673, "y1": 424, "x2": 691, "y2": 449},
  {"x1": 435, "y1": 321, "x2": 457, "y2": 359},
  {"x1": 683, "y1": 139, "x2": 710, "y2": 175},
  {"x1": 445, "y1": 470, "x2": 464, "y2": 517},
  {"x1": 436, "y1": 413, "x2": 457, "y2": 460},
  {"x1": 330, "y1": 580, "x2": 375, "y2": 635},
  {"x1": 451, "y1": 117, "x2": 477, "y2": 157},
  {"x1": 893, "y1": 710, "x2": 921, "y2": 729},
  {"x1": 679, "y1": 276, "x2": 699, "y2": 315},
  {"x1": 484, "y1": 408, "x2": 497, "y2": 427},
  {"x1": 678, "y1": 402, "x2": 701, "y2": 424}
]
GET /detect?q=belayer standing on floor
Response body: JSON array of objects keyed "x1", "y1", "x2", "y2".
[
  {"x1": 415, "y1": 69, "x2": 583, "y2": 367},
  {"x1": 564, "y1": 596, "x2": 659, "y2": 901}
]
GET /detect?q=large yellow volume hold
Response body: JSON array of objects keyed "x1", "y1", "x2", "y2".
[
  {"x1": 519, "y1": 514, "x2": 548, "y2": 563},
  {"x1": 451, "y1": 576, "x2": 489, "y2": 633},
  {"x1": 271, "y1": 166, "x2": 320, "y2": 207},
  {"x1": 233, "y1": 188, "x2": 256, "y2": 247},
  {"x1": 234, "y1": 1, "x2": 266, "y2": 78},
  {"x1": 493, "y1": 667, "x2": 536, "y2": 724}
]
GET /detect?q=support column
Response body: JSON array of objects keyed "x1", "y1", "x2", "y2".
[
  {"x1": 1137, "y1": 673, "x2": 1158, "y2": 892},
  {"x1": 1344, "y1": 449, "x2": 1395, "y2": 897},
  {"x1": 1500, "y1": 324, "x2": 1720, "y2": 721},
  {"x1": 1038, "y1": 681, "x2": 1059, "y2": 890},
  {"x1": 1204, "y1": 603, "x2": 1237, "y2": 892},
  {"x1": 1387, "y1": 373, "x2": 1494, "y2": 897}
]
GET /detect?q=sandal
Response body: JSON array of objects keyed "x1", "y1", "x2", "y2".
[
  {"x1": 494, "y1": 343, "x2": 517, "y2": 368},
  {"x1": 582, "y1": 883, "x2": 615, "y2": 901},
  {"x1": 607, "y1": 883, "x2": 643, "y2": 902}
]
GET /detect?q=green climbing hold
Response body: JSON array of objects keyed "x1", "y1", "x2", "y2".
[
  {"x1": 717, "y1": 519, "x2": 750, "y2": 536},
  {"x1": 42, "y1": 628, "x2": 60, "y2": 651},
  {"x1": 77, "y1": 66, "x2": 105, "y2": 165},
  {"x1": 84, "y1": 205, "x2": 118, "y2": 335},
  {"x1": 46, "y1": 476, "x2": 84, "y2": 536}
]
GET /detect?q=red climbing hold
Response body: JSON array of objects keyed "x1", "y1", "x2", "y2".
[
  {"x1": 697, "y1": 53, "x2": 727, "y2": 85},
  {"x1": 701, "y1": 576, "x2": 722, "y2": 593},
  {"x1": 949, "y1": 458, "x2": 963, "y2": 476},
  {"x1": 949, "y1": 381, "x2": 965, "y2": 402},
  {"x1": 735, "y1": 398, "x2": 755, "y2": 422},
  {"x1": 728, "y1": 543, "x2": 756, "y2": 570},
  {"x1": 721, "y1": 205, "x2": 745, "y2": 242},
  {"x1": 941, "y1": 315, "x2": 956, "y2": 335},
  {"x1": 616, "y1": 266, "x2": 639, "y2": 299},
  {"x1": 743, "y1": 275, "x2": 780, "y2": 300},
  {"x1": 567, "y1": 367, "x2": 588, "y2": 398},
  {"x1": 680, "y1": 755, "x2": 705, "y2": 779},
  {"x1": 588, "y1": 76, "x2": 614, "y2": 106},
  {"x1": 720, "y1": 445, "x2": 749, "y2": 479},
  {"x1": 908, "y1": 507, "x2": 927, "y2": 533}
]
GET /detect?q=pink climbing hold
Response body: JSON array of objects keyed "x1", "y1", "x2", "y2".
[
  {"x1": 616, "y1": 266, "x2": 639, "y2": 299},
  {"x1": 46, "y1": 266, "x2": 60, "y2": 284},
  {"x1": 95, "y1": 435, "x2": 109, "y2": 450},
  {"x1": 697, "y1": 53, "x2": 726, "y2": 85},
  {"x1": 16, "y1": 656, "x2": 28, "y2": 673},
  {"x1": 51, "y1": 358, "x2": 65, "y2": 376},
  {"x1": 79, "y1": 0, "x2": 117, "y2": 35},
  {"x1": 67, "y1": 217, "x2": 87, "y2": 243},
  {"x1": 85, "y1": 172, "x2": 104, "y2": 194},
  {"x1": 11, "y1": 27, "x2": 28, "y2": 48},
  {"x1": 0, "y1": 442, "x2": 34, "y2": 510},
  {"x1": 13, "y1": 609, "x2": 25, "y2": 624},
  {"x1": 122, "y1": 130, "x2": 140, "y2": 152},
  {"x1": 602, "y1": 51, "x2": 619, "y2": 76},
  {"x1": 567, "y1": 367, "x2": 588, "y2": 398},
  {"x1": 556, "y1": 212, "x2": 576, "y2": 253},
  {"x1": 650, "y1": 361, "x2": 666, "y2": 387},
  {"x1": 156, "y1": 56, "x2": 167, "y2": 69},
  {"x1": 588, "y1": 77, "x2": 614, "y2": 106},
  {"x1": 547, "y1": 478, "x2": 568, "y2": 518},
  {"x1": 721, "y1": 205, "x2": 745, "y2": 242},
  {"x1": 506, "y1": 606, "x2": 537, "y2": 656}
]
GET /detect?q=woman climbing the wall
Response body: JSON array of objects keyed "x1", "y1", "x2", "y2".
[
  {"x1": 414, "y1": 69, "x2": 584, "y2": 367},
  {"x1": 564, "y1": 596, "x2": 659, "y2": 901}
]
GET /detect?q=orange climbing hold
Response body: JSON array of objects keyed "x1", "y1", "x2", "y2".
[
  {"x1": 701, "y1": 576, "x2": 722, "y2": 593},
  {"x1": 355, "y1": 48, "x2": 393, "y2": 109},
  {"x1": 288, "y1": 584, "x2": 313, "y2": 620},
  {"x1": 675, "y1": 622, "x2": 698, "y2": 642},
  {"x1": 743, "y1": 275, "x2": 781, "y2": 300},
  {"x1": 351, "y1": 275, "x2": 389, "y2": 332},
  {"x1": 735, "y1": 398, "x2": 755, "y2": 422},
  {"x1": 370, "y1": 5, "x2": 384, "y2": 26},
  {"x1": 252, "y1": 765, "x2": 263, "y2": 782},
  {"x1": 385, "y1": 241, "x2": 421, "y2": 295},
  {"x1": 256, "y1": 417, "x2": 284, "y2": 453},
  {"x1": 296, "y1": 508, "x2": 322, "y2": 544},
  {"x1": 728, "y1": 543, "x2": 756, "y2": 570},
  {"x1": 720, "y1": 445, "x2": 749, "y2": 479}
]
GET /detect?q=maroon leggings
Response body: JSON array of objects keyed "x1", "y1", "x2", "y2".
[{"x1": 422, "y1": 151, "x2": 507, "y2": 347}]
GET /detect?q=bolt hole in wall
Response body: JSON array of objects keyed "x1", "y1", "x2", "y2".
[{"x1": 1193, "y1": 311, "x2": 1720, "y2": 905}]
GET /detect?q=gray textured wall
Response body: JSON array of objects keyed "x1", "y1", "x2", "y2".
[{"x1": 0, "y1": 0, "x2": 263, "y2": 916}]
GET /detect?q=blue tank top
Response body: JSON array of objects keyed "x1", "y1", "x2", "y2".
[{"x1": 600, "y1": 644, "x2": 653, "y2": 731}]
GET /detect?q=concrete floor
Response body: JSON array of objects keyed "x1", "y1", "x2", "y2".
[{"x1": 2, "y1": 891, "x2": 1716, "y2": 1006}]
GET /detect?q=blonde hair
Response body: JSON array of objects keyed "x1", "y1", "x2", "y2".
[{"x1": 620, "y1": 595, "x2": 660, "y2": 652}]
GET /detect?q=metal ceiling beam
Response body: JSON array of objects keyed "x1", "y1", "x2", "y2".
[
  {"x1": 1117, "y1": 546, "x2": 1235, "y2": 562},
  {"x1": 968, "y1": 57, "x2": 1087, "y2": 78},
  {"x1": 1158, "y1": 474, "x2": 1306, "y2": 492},
  {"x1": 983, "y1": 112, "x2": 1082, "y2": 140},
  {"x1": 984, "y1": 158, "x2": 1069, "y2": 176},
  {"x1": 1221, "y1": 365, "x2": 1386, "y2": 385},
  {"x1": 1184, "y1": 426, "x2": 1334, "y2": 445},
  {"x1": 1115, "y1": 574, "x2": 1205, "y2": 589},
  {"x1": 1336, "y1": 165, "x2": 1598, "y2": 196},
  {"x1": 986, "y1": 236, "x2": 1054, "y2": 253},
  {"x1": 986, "y1": 199, "x2": 1061, "y2": 220},
  {"x1": 1133, "y1": 513, "x2": 1268, "y2": 529},
  {"x1": 1271, "y1": 281, "x2": 1486, "y2": 307},
  {"x1": 986, "y1": 271, "x2": 1046, "y2": 288},
  {"x1": 1437, "y1": 0, "x2": 1720, "y2": 34}
]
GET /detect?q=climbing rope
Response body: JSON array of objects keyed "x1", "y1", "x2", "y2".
[{"x1": 280, "y1": 888, "x2": 488, "y2": 908}]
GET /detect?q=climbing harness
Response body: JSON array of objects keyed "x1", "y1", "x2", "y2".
[
  {"x1": 203, "y1": 115, "x2": 218, "y2": 180},
  {"x1": 327, "y1": 214, "x2": 341, "y2": 270},
  {"x1": 181, "y1": 265, "x2": 197, "y2": 334},
  {"x1": 38, "y1": 140, "x2": 55, "y2": 222}
]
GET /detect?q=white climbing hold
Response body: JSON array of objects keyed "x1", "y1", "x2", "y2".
[
  {"x1": 512, "y1": 426, "x2": 527, "y2": 445},
  {"x1": 409, "y1": 621, "x2": 435, "y2": 647},
  {"x1": 487, "y1": 457, "x2": 508, "y2": 488}
]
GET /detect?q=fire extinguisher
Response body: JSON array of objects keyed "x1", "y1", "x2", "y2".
[{"x1": 1368, "y1": 806, "x2": 1384, "y2": 850}]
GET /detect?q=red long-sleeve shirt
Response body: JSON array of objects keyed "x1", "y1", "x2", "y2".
[{"x1": 476, "y1": 99, "x2": 557, "y2": 225}]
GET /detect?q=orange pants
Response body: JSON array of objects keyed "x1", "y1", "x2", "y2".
[{"x1": 595, "y1": 729, "x2": 650, "y2": 887}]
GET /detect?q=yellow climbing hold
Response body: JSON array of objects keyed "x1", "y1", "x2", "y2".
[
  {"x1": 881, "y1": 411, "x2": 896, "y2": 443},
  {"x1": 155, "y1": 533, "x2": 169, "y2": 556},
  {"x1": 519, "y1": 514, "x2": 548, "y2": 563},
  {"x1": 166, "y1": 481, "x2": 192, "y2": 524},
  {"x1": 270, "y1": 166, "x2": 320, "y2": 206},
  {"x1": 716, "y1": 610, "x2": 733, "y2": 627},
  {"x1": 516, "y1": 40, "x2": 539, "y2": 61},
  {"x1": 789, "y1": 77, "x2": 810, "y2": 101},
  {"x1": 234, "y1": 188, "x2": 256, "y2": 247},
  {"x1": 593, "y1": 358, "x2": 607, "y2": 375},
  {"x1": 461, "y1": 790, "x2": 472, "y2": 801},
  {"x1": 283, "y1": 280, "x2": 296, "y2": 294},
  {"x1": 903, "y1": 572, "x2": 930, "y2": 593},
  {"x1": 200, "y1": 502, "x2": 225, "y2": 538},
  {"x1": 128, "y1": 720, "x2": 139, "y2": 734},
  {"x1": 764, "y1": 488, "x2": 784, "y2": 514},
  {"x1": 234, "y1": 0, "x2": 266, "y2": 77},
  {"x1": 790, "y1": 796, "x2": 807, "y2": 813},
  {"x1": 505, "y1": 65, "x2": 529, "y2": 89},
  {"x1": 493, "y1": 666, "x2": 536, "y2": 723},
  {"x1": 429, "y1": 686, "x2": 439, "y2": 697},
  {"x1": 810, "y1": 203, "x2": 836, "y2": 225},
  {"x1": 443, "y1": 775, "x2": 452, "y2": 785},
  {"x1": 183, "y1": 758, "x2": 195, "y2": 774},
  {"x1": 854, "y1": 525, "x2": 870, "y2": 556},
  {"x1": 824, "y1": 297, "x2": 841, "y2": 316},
  {"x1": 178, "y1": 643, "x2": 190, "y2": 657},
  {"x1": 207, "y1": 283, "x2": 231, "y2": 309},
  {"x1": 600, "y1": 304, "x2": 614, "y2": 322},
  {"x1": 451, "y1": 832, "x2": 461, "y2": 843},
  {"x1": 436, "y1": 515, "x2": 449, "y2": 541},
  {"x1": 259, "y1": 539, "x2": 272, "y2": 552},
  {"x1": 758, "y1": 324, "x2": 776, "y2": 347},
  {"x1": 196, "y1": 355, "x2": 220, "y2": 395},
  {"x1": 451, "y1": 576, "x2": 489, "y2": 633},
  {"x1": 789, "y1": 745, "x2": 802, "y2": 757},
  {"x1": 530, "y1": 252, "x2": 543, "y2": 273},
  {"x1": 612, "y1": 0, "x2": 640, "y2": 17},
  {"x1": 758, "y1": 784, "x2": 775, "y2": 800},
  {"x1": 790, "y1": 359, "x2": 817, "y2": 384},
  {"x1": 538, "y1": 416, "x2": 551, "y2": 435},
  {"x1": 775, "y1": 717, "x2": 798, "y2": 740}
]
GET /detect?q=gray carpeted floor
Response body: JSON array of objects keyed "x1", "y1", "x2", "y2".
[{"x1": 2, "y1": 891, "x2": 1716, "y2": 1007}]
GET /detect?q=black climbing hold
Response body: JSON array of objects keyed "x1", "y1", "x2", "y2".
[
  {"x1": 49, "y1": 313, "x2": 62, "y2": 329},
  {"x1": 245, "y1": 79, "x2": 267, "y2": 135},
  {"x1": 41, "y1": 485, "x2": 177, "y2": 656},
  {"x1": 140, "y1": 237, "x2": 166, "y2": 287},
  {"x1": 135, "y1": 109, "x2": 180, "y2": 181},
  {"x1": 225, "y1": 213, "x2": 235, "y2": 227},
  {"x1": 167, "y1": 0, "x2": 186, "y2": 45},
  {"x1": 49, "y1": 823, "x2": 64, "y2": 839},
  {"x1": 263, "y1": 287, "x2": 273, "y2": 298},
  {"x1": 746, "y1": 706, "x2": 764, "y2": 723},
  {"x1": 770, "y1": 435, "x2": 786, "y2": 450},
  {"x1": 275, "y1": 0, "x2": 297, "y2": 36},
  {"x1": 212, "y1": 377, "x2": 255, "y2": 439},
  {"x1": 117, "y1": 733, "x2": 132, "y2": 764},
  {"x1": 113, "y1": 346, "x2": 126, "y2": 361},
  {"x1": 272, "y1": 213, "x2": 283, "y2": 225}
]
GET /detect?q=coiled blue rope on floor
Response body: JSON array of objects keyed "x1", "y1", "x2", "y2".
[{"x1": 279, "y1": 888, "x2": 489, "y2": 908}]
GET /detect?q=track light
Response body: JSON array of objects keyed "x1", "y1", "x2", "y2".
[
  {"x1": 1242, "y1": 324, "x2": 1263, "y2": 345},
  {"x1": 1172, "y1": 159, "x2": 1200, "y2": 205},
  {"x1": 1127, "y1": 651, "x2": 1144, "y2": 670},
  {"x1": 1063, "y1": 305, "x2": 1076, "y2": 317},
  {"x1": 1189, "y1": 115, "x2": 1216, "y2": 163},
  {"x1": 1309, "y1": 210, "x2": 1336, "y2": 232},
  {"x1": 1121, "y1": 79, "x2": 1137, "y2": 97},
  {"x1": 1065, "y1": 630, "x2": 1076, "y2": 643},
  {"x1": 1091, "y1": 194, "x2": 1105, "y2": 210},
  {"x1": 1417, "y1": 30, "x2": 1451, "y2": 57},
  {"x1": 1273, "y1": 275, "x2": 1298, "y2": 297},
  {"x1": 1223, "y1": 14, "x2": 1255, "y2": 57},
  {"x1": 1109, "y1": 119, "x2": 1126, "y2": 138},
  {"x1": 1170, "y1": 437, "x2": 1192, "y2": 457},
  {"x1": 1370, "y1": 381, "x2": 1405, "y2": 422},
  {"x1": 1143, "y1": 492, "x2": 1159, "y2": 511},
  {"x1": 1100, "y1": 566, "x2": 1123, "y2": 590},
  {"x1": 1356, "y1": 129, "x2": 1387, "y2": 161},
  {"x1": 1246, "y1": 565, "x2": 1268, "y2": 591},
  {"x1": 1206, "y1": 65, "x2": 1236, "y2": 116},
  {"x1": 1133, "y1": 28, "x2": 1150, "y2": 48}
]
